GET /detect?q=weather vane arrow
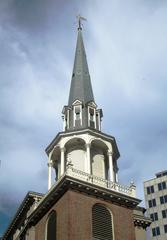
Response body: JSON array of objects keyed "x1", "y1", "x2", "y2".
[{"x1": 76, "y1": 14, "x2": 87, "y2": 30}]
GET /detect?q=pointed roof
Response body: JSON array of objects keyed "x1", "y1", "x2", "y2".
[{"x1": 68, "y1": 28, "x2": 94, "y2": 106}]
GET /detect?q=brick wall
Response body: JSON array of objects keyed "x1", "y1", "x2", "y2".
[{"x1": 35, "y1": 190, "x2": 136, "y2": 240}]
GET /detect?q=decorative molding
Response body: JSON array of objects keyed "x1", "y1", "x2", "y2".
[
  {"x1": 65, "y1": 165, "x2": 136, "y2": 198},
  {"x1": 107, "y1": 150, "x2": 113, "y2": 156},
  {"x1": 72, "y1": 99, "x2": 83, "y2": 106}
]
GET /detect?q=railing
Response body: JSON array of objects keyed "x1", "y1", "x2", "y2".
[{"x1": 65, "y1": 165, "x2": 136, "y2": 197}]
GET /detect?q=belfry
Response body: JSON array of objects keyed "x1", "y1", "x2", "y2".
[{"x1": 2, "y1": 18, "x2": 151, "y2": 240}]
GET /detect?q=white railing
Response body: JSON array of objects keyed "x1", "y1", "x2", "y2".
[{"x1": 65, "y1": 165, "x2": 136, "y2": 197}]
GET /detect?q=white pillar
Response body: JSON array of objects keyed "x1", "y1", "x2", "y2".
[
  {"x1": 98, "y1": 112, "x2": 101, "y2": 131},
  {"x1": 108, "y1": 151, "x2": 114, "y2": 182},
  {"x1": 116, "y1": 172, "x2": 119, "y2": 182},
  {"x1": 67, "y1": 109, "x2": 69, "y2": 129},
  {"x1": 62, "y1": 115, "x2": 66, "y2": 131},
  {"x1": 80, "y1": 104, "x2": 82, "y2": 126},
  {"x1": 60, "y1": 147, "x2": 65, "y2": 175},
  {"x1": 86, "y1": 143, "x2": 91, "y2": 174},
  {"x1": 48, "y1": 152, "x2": 53, "y2": 190},
  {"x1": 94, "y1": 108, "x2": 96, "y2": 129}
]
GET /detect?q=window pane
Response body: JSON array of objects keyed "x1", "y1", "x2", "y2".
[
  {"x1": 155, "y1": 213, "x2": 158, "y2": 221},
  {"x1": 153, "y1": 199, "x2": 156, "y2": 207},
  {"x1": 164, "y1": 224, "x2": 167, "y2": 233},
  {"x1": 158, "y1": 183, "x2": 162, "y2": 191},
  {"x1": 147, "y1": 187, "x2": 150, "y2": 194},
  {"x1": 151, "y1": 186, "x2": 154, "y2": 193},
  {"x1": 162, "y1": 182, "x2": 166, "y2": 189},
  {"x1": 150, "y1": 214, "x2": 153, "y2": 221},
  {"x1": 152, "y1": 228, "x2": 156, "y2": 237},
  {"x1": 160, "y1": 196, "x2": 164, "y2": 204},
  {"x1": 90, "y1": 113, "x2": 94, "y2": 121},
  {"x1": 148, "y1": 200, "x2": 152, "y2": 208},
  {"x1": 76, "y1": 112, "x2": 80, "y2": 120},
  {"x1": 165, "y1": 195, "x2": 167, "y2": 203},
  {"x1": 162, "y1": 210, "x2": 167, "y2": 218},
  {"x1": 156, "y1": 227, "x2": 160, "y2": 236},
  {"x1": 150, "y1": 213, "x2": 158, "y2": 221}
]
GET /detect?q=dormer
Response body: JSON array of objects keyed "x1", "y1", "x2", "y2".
[
  {"x1": 87, "y1": 101, "x2": 103, "y2": 131},
  {"x1": 72, "y1": 99, "x2": 83, "y2": 128}
]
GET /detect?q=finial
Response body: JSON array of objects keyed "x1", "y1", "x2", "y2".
[{"x1": 76, "y1": 14, "x2": 87, "y2": 30}]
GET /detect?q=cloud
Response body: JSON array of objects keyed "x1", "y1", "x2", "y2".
[{"x1": 85, "y1": 0, "x2": 167, "y2": 197}]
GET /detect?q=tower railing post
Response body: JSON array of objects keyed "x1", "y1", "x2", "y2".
[{"x1": 130, "y1": 180, "x2": 136, "y2": 197}]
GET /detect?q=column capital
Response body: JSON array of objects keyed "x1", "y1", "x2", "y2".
[
  {"x1": 47, "y1": 160, "x2": 53, "y2": 167},
  {"x1": 85, "y1": 143, "x2": 91, "y2": 148},
  {"x1": 107, "y1": 150, "x2": 113, "y2": 156},
  {"x1": 60, "y1": 147, "x2": 66, "y2": 152}
]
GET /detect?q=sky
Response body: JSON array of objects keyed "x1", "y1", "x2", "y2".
[{"x1": 0, "y1": 0, "x2": 167, "y2": 236}]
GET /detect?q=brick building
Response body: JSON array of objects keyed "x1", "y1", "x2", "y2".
[{"x1": 2, "y1": 18, "x2": 151, "y2": 240}]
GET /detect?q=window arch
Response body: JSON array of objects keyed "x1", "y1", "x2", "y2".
[
  {"x1": 92, "y1": 204, "x2": 113, "y2": 240},
  {"x1": 45, "y1": 211, "x2": 57, "y2": 240}
]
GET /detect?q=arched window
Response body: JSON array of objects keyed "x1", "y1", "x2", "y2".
[
  {"x1": 46, "y1": 211, "x2": 57, "y2": 240},
  {"x1": 92, "y1": 204, "x2": 113, "y2": 240}
]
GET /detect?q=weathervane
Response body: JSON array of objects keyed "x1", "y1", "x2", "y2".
[{"x1": 76, "y1": 14, "x2": 87, "y2": 30}]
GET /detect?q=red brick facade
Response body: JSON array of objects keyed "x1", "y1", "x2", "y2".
[{"x1": 35, "y1": 190, "x2": 136, "y2": 240}]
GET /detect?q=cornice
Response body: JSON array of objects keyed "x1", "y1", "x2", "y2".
[
  {"x1": 133, "y1": 214, "x2": 152, "y2": 229},
  {"x1": 2, "y1": 192, "x2": 43, "y2": 240},
  {"x1": 45, "y1": 128, "x2": 120, "y2": 159},
  {"x1": 16, "y1": 175, "x2": 141, "y2": 239}
]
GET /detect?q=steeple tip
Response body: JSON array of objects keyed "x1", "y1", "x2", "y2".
[
  {"x1": 62, "y1": 19, "x2": 103, "y2": 132},
  {"x1": 77, "y1": 15, "x2": 87, "y2": 31}
]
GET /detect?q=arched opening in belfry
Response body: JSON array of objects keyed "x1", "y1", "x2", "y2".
[
  {"x1": 91, "y1": 139, "x2": 109, "y2": 180},
  {"x1": 51, "y1": 147, "x2": 61, "y2": 181},
  {"x1": 65, "y1": 137, "x2": 86, "y2": 172}
]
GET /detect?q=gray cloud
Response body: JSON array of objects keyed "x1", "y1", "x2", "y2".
[{"x1": 86, "y1": 0, "x2": 167, "y2": 201}]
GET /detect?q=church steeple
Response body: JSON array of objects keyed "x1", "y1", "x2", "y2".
[
  {"x1": 46, "y1": 19, "x2": 120, "y2": 191},
  {"x1": 68, "y1": 26, "x2": 94, "y2": 106},
  {"x1": 62, "y1": 21, "x2": 103, "y2": 131}
]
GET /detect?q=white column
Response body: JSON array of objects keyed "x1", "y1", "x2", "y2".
[
  {"x1": 94, "y1": 108, "x2": 96, "y2": 129},
  {"x1": 88, "y1": 107, "x2": 90, "y2": 127},
  {"x1": 116, "y1": 172, "x2": 119, "y2": 182},
  {"x1": 98, "y1": 112, "x2": 101, "y2": 131},
  {"x1": 48, "y1": 152, "x2": 53, "y2": 190},
  {"x1": 86, "y1": 143, "x2": 91, "y2": 174},
  {"x1": 62, "y1": 115, "x2": 66, "y2": 131},
  {"x1": 60, "y1": 147, "x2": 66, "y2": 175},
  {"x1": 73, "y1": 106, "x2": 76, "y2": 127},
  {"x1": 108, "y1": 151, "x2": 114, "y2": 182},
  {"x1": 67, "y1": 109, "x2": 69, "y2": 129},
  {"x1": 80, "y1": 104, "x2": 82, "y2": 126}
]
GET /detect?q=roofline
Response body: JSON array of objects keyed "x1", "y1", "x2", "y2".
[
  {"x1": 15, "y1": 174, "x2": 141, "y2": 239},
  {"x1": 2, "y1": 191, "x2": 44, "y2": 239},
  {"x1": 143, "y1": 174, "x2": 167, "y2": 184},
  {"x1": 155, "y1": 170, "x2": 167, "y2": 177}
]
